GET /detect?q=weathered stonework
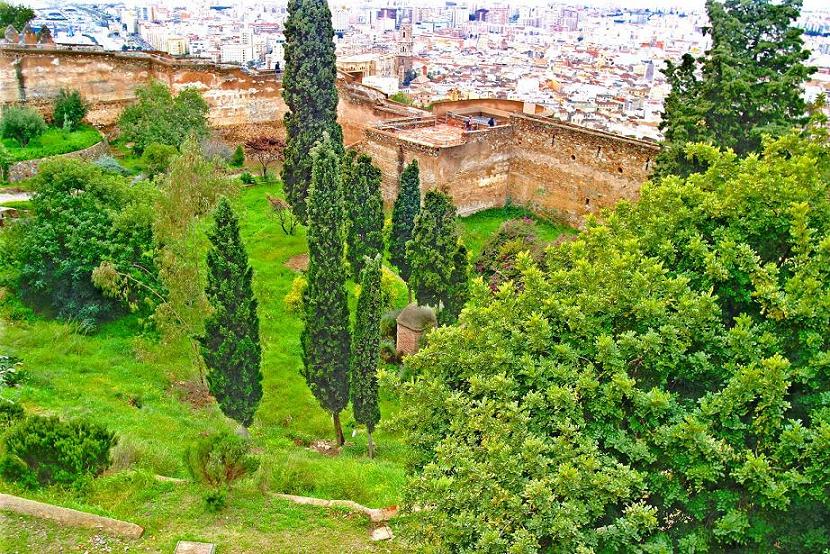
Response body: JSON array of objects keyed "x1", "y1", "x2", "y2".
[{"x1": 7, "y1": 140, "x2": 110, "y2": 182}]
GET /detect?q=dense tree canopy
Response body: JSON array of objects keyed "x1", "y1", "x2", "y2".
[
  {"x1": 389, "y1": 160, "x2": 420, "y2": 289},
  {"x1": 0, "y1": 2, "x2": 33, "y2": 32},
  {"x1": 342, "y1": 151, "x2": 384, "y2": 279},
  {"x1": 14, "y1": 159, "x2": 157, "y2": 327},
  {"x1": 396, "y1": 131, "x2": 830, "y2": 552},
  {"x1": 281, "y1": 0, "x2": 343, "y2": 222},
  {"x1": 656, "y1": 0, "x2": 815, "y2": 178},
  {"x1": 118, "y1": 81, "x2": 208, "y2": 153}
]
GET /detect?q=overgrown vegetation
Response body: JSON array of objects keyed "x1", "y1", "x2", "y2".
[
  {"x1": 52, "y1": 89, "x2": 88, "y2": 131},
  {"x1": 1, "y1": 106, "x2": 47, "y2": 147}
]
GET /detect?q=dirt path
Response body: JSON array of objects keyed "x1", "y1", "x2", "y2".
[{"x1": 0, "y1": 191, "x2": 32, "y2": 204}]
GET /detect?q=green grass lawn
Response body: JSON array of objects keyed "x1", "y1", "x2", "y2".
[
  {"x1": 0, "y1": 178, "x2": 569, "y2": 551},
  {"x1": 2, "y1": 125, "x2": 102, "y2": 162},
  {"x1": 458, "y1": 204, "x2": 574, "y2": 257}
]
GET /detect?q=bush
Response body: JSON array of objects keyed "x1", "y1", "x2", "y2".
[
  {"x1": 141, "y1": 143, "x2": 178, "y2": 178},
  {"x1": 200, "y1": 138, "x2": 232, "y2": 163},
  {"x1": 52, "y1": 89, "x2": 88, "y2": 131},
  {"x1": 380, "y1": 309, "x2": 401, "y2": 339},
  {"x1": 474, "y1": 217, "x2": 545, "y2": 290},
  {"x1": 0, "y1": 355, "x2": 25, "y2": 387},
  {"x1": 240, "y1": 171, "x2": 255, "y2": 185},
  {"x1": 184, "y1": 431, "x2": 259, "y2": 489},
  {"x1": 1, "y1": 106, "x2": 47, "y2": 147},
  {"x1": 0, "y1": 399, "x2": 24, "y2": 430},
  {"x1": 93, "y1": 155, "x2": 129, "y2": 176},
  {"x1": 204, "y1": 487, "x2": 227, "y2": 512},
  {"x1": 380, "y1": 339, "x2": 401, "y2": 364},
  {"x1": 0, "y1": 415, "x2": 115, "y2": 488},
  {"x1": 230, "y1": 145, "x2": 245, "y2": 167},
  {"x1": 283, "y1": 275, "x2": 307, "y2": 314}
]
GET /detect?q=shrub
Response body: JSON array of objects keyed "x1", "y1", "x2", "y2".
[
  {"x1": 0, "y1": 399, "x2": 24, "y2": 430},
  {"x1": 0, "y1": 415, "x2": 115, "y2": 488},
  {"x1": 1, "y1": 106, "x2": 47, "y2": 146},
  {"x1": 230, "y1": 145, "x2": 245, "y2": 167},
  {"x1": 240, "y1": 171, "x2": 255, "y2": 185},
  {"x1": 474, "y1": 217, "x2": 545, "y2": 290},
  {"x1": 52, "y1": 89, "x2": 88, "y2": 131},
  {"x1": 283, "y1": 275, "x2": 307, "y2": 314},
  {"x1": 200, "y1": 138, "x2": 232, "y2": 163},
  {"x1": 379, "y1": 339, "x2": 400, "y2": 365},
  {"x1": 141, "y1": 143, "x2": 178, "y2": 177},
  {"x1": 380, "y1": 267, "x2": 400, "y2": 311},
  {"x1": 0, "y1": 355, "x2": 25, "y2": 387},
  {"x1": 0, "y1": 143, "x2": 11, "y2": 181},
  {"x1": 93, "y1": 155, "x2": 129, "y2": 176},
  {"x1": 379, "y1": 309, "x2": 401, "y2": 339},
  {"x1": 204, "y1": 488, "x2": 227, "y2": 512},
  {"x1": 184, "y1": 431, "x2": 259, "y2": 489}
]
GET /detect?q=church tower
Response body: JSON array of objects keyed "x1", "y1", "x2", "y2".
[{"x1": 396, "y1": 20, "x2": 414, "y2": 83}]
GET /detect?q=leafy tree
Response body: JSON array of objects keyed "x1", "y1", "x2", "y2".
[
  {"x1": 14, "y1": 159, "x2": 157, "y2": 328},
  {"x1": 301, "y1": 134, "x2": 350, "y2": 446},
  {"x1": 197, "y1": 198, "x2": 262, "y2": 428},
  {"x1": 389, "y1": 159, "x2": 420, "y2": 297},
  {"x1": 397, "y1": 131, "x2": 830, "y2": 552},
  {"x1": 1, "y1": 105, "x2": 46, "y2": 146},
  {"x1": 244, "y1": 135, "x2": 285, "y2": 180},
  {"x1": 350, "y1": 255, "x2": 382, "y2": 458},
  {"x1": 406, "y1": 190, "x2": 468, "y2": 324},
  {"x1": 118, "y1": 81, "x2": 208, "y2": 153},
  {"x1": 0, "y1": 2, "x2": 33, "y2": 31},
  {"x1": 342, "y1": 151, "x2": 384, "y2": 279},
  {"x1": 141, "y1": 142, "x2": 178, "y2": 178},
  {"x1": 230, "y1": 145, "x2": 245, "y2": 167},
  {"x1": 52, "y1": 89, "x2": 88, "y2": 131},
  {"x1": 282, "y1": 0, "x2": 343, "y2": 222},
  {"x1": 0, "y1": 143, "x2": 11, "y2": 181},
  {"x1": 656, "y1": 0, "x2": 815, "y2": 178}
]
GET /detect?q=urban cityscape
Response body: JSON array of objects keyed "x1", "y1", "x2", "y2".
[{"x1": 7, "y1": 1, "x2": 830, "y2": 140}]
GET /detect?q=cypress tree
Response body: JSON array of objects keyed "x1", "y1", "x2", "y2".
[
  {"x1": 282, "y1": 0, "x2": 343, "y2": 222},
  {"x1": 301, "y1": 134, "x2": 350, "y2": 446},
  {"x1": 198, "y1": 198, "x2": 262, "y2": 427},
  {"x1": 442, "y1": 241, "x2": 469, "y2": 326},
  {"x1": 389, "y1": 160, "x2": 420, "y2": 298},
  {"x1": 343, "y1": 151, "x2": 384, "y2": 279},
  {"x1": 350, "y1": 255, "x2": 382, "y2": 458},
  {"x1": 406, "y1": 190, "x2": 468, "y2": 321}
]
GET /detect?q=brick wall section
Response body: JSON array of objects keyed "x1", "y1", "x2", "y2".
[
  {"x1": 7, "y1": 140, "x2": 109, "y2": 182},
  {"x1": 396, "y1": 324, "x2": 421, "y2": 356}
]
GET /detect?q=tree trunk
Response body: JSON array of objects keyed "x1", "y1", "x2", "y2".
[
  {"x1": 333, "y1": 412, "x2": 345, "y2": 446},
  {"x1": 367, "y1": 430, "x2": 375, "y2": 459}
]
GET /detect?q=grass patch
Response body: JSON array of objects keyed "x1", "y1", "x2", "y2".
[
  {"x1": 2, "y1": 125, "x2": 102, "y2": 162},
  {"x1": 458, "y1": 205, "x2": 574, "y2": 257}
]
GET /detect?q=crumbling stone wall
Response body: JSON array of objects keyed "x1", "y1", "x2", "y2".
[{"x1": 7, "y1": 140, "x2": 109, "y2": 182}]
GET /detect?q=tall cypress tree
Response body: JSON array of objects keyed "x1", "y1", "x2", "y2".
[
  {"x1": 656, "y1": 0, "x2": 814, "y2": 178},
  {"x1": 198, "y1": 198, "x2": 262, "y2": 428},
  {"x1": 343, "y1": 152, "x2": 384, "y2": 279},
  {"x1": 406, "y1": 190, "x2": 468, "y2": 321},
  {"x1": 389, "y1": 160, "x2": 420, "y2": 298},
  {"x1": 442, "y1": 241, "x2": 469, "y2": 326},
  {"x1": 350, "y1": 254, "x2": 382, "y2": 458},
  {"x1": 301, "y1": 134, "x2": 350, "y2": 446},
  {"x1": 282, "y1": 0, "x2": 343, "y2": 222}
]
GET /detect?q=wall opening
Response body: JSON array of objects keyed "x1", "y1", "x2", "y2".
[
  {"x1": 595, "y1": 146, "x2": 602, "y2": 158},
  {"x1": 645, "y1": 157, "x2": 651, "y2": 170},
  {"x1": 571, "y1": 154, "x2": 576, "y2": 161},
  {"x1": 618, "y1": 167, "x2": 623, "y2": 174}
]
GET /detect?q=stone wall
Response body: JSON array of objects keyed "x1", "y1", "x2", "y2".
[{"x1": 7, "y1": 140, "x2": 110, "y2": 182}]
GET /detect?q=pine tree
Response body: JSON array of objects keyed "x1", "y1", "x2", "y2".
[
  {"x1": 389, "y1": 160, "x2": 420, "y2": 298},
  {"x1": 198, "y1": 198, "x2": 262, "y2": 428},
  {"x1": 350, "y1": 255, "x2": 382, "y2": 458},
  {"x1": 301, "y1": 134, "x2": 350, "y2": 446},
  {"x1": 406, "y1": 190, "x2": 468, "y2": 323},
  {"x1": 343, "y1": 151, "x2": 384, "y2": 279},
  {"x1": 656, "y1": 0, "x2": 815, "y2": 178},
  {"x1": 282, "y1": 0, "x2": 343, "y2": 222}
]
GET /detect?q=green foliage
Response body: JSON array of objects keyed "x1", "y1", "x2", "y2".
[
  {"x1": 389, "y1": 160, "x2": 420, "y2": 284},
  {"x1": 141, "y1": 142, "x2": 178, "y2": 178},
  {"x1": 301, "y1": 134, "x2": 350, "y2": 445},
  {"x1": 351, "y1": 255, "x2": 382, "y2": 456},
  {"x1": 474, "y1": 217, "x2": 546, "y2": 290},
  {"x1": 198, "y1": 198, "x2": 263, "y2": 427},
  {"x1": 1, "y1": 105, "x2": 46, "y2": 147},
  {"x1": 14, "y1": 159, "x2": 157, "y2": 326},
  {"x1": 283, "y1": 274, "x2": 307, "y2": 314},
  {"x1": 0, "y1": 354, "x2": 25, "y2": 387},
  {"x1": 389, "y1": 92, "x2": 414, "y2": 106},
  {"x1": 397, "y1": 132, "x2": 830, "y2": 551},
  {"x1": 281, "y1": 0, "x2": 343, "y2": 222},
  {"x1": 118, "y1": 81, "x2": 208, "y2": 153},
  {"x1": 0, "y1": 415, "x2": 115, "y2": 488},
  {"x1": 656, "y1": 0, "x2": 815, "y2": 178},
  {"x1": 203, "y1": 487, "x2": 227, "y2": 512},
  {"x1": 230, "y1": 144, "x2": 245, "y2": 167},
  {"x1": 0, "y1": 398, "x2": 24, "y2": 429},
  {"x1": 342, "y1": 151, "x2": 384, "y2": 279},
  {"x1": 406, "y1": 190, "x2": 469, "y2": 324},
  {"x1": 93, "y1": 155, "x2": 129, "y2": 176},
  {"x1": 240, "y1": 171, "x2": 255, "y2": 185},
  {"x1": 0, "y1": 143, "x2": 10, "y2": 181},
  {"x1": 0, "y1": 2, "x2": 33, "y2": 31},
  {"x1": 184, "y1": 431, "x2": 259, "y2": 489},
  {"x1": 379, "y1": 309, "x2": 401, "y2": 340},
  {"x1": 52, "y1": 89, "x2": 88, "y2": 131},
  {"x1": 1, "y1": 125, "x2": 101, "y2": 162}
]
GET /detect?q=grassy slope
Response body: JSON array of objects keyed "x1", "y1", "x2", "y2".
[
  {"x1": 0, "y1": 180, "x2": 566, "y2": 551},
  {"x1": 2, "y1": 125, "x2": 102, "y2": 162}
]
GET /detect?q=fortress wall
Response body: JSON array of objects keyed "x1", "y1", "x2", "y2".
[{"x1": 507, "y1": 115, "x2": 658, "y2": 225}]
